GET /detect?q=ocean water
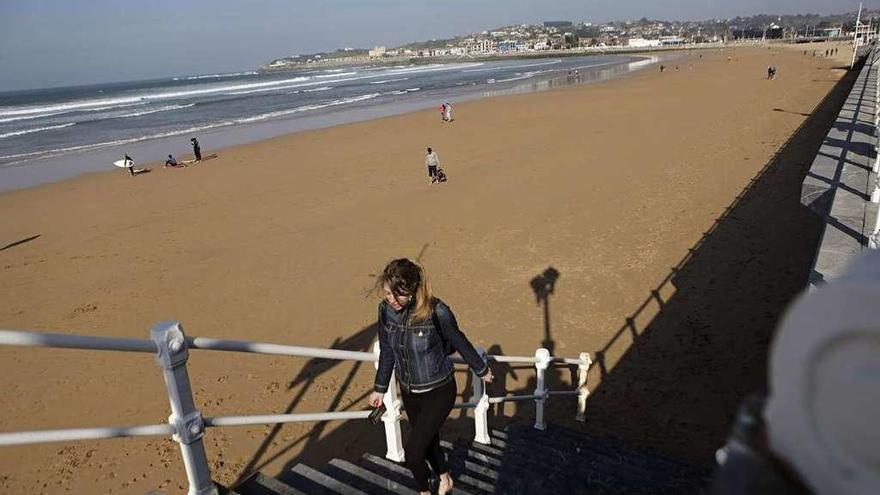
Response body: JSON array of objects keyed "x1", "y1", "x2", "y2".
[{"x1": 0, "y1": 54, "x2": 656, "y2": 191}]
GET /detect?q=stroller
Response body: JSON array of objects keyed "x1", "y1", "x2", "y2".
[{"x1": 435, "y1": 167, "x2": 448, "y2": 183}]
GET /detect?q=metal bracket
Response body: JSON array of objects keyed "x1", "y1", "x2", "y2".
[{"x1": 170, "y1": 411, "x2": 206, "y2": 445}]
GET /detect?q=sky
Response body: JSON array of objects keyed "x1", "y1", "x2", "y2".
[{"x1": 0, "y1": 0, "x2": 870, "y2": 92}]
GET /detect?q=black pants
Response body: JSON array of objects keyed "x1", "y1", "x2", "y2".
[{"x1": 401, "y1": 378, "x2": 456, "y2": 491}]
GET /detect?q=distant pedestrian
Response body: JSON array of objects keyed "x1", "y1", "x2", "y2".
[
  {"x1": 425, "y1": 147, "x2": 440, "y2": 184},
  {"x1": 190, "y1": 137, "x2": 202, "y2": 162},
  {"x1": 439, "y1": 104, "x2": 447, "y2": 122},
  {"x1": 660, "y1": 65, "x2": 665, "y2": 72},
  {"x1": 124, "y1": 154, "x2": 135, "y2": 176},
  {"x1": 444, "y1": 102, "x2": 452, "y2": 122}
]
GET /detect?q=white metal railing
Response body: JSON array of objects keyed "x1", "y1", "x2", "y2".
[{"x1": 0, "y1": 322, "x2": 591, "y2": 495}]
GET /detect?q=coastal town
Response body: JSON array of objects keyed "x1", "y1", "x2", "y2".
[{"x1": 266, "y1": 11, "x2": 871, "y2": 68}]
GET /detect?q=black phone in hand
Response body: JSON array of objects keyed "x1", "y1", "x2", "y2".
[{"x1": 368, "y1": 403, "x2": 386, "y2": 425}]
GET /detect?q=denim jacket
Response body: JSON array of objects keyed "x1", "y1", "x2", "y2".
[{"x1": 373, "y1": 299, "x2": 489, "y2": 393}]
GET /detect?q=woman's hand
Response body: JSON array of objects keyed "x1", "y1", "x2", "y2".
[
  {"x1": 481, "y1": 370, "x2": 495, "y2": 384},
  {"x1": 369, "y1": 392, "x2": 385, "y2": 408}
]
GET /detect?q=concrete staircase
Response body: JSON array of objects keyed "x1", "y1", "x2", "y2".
[{"x1": 233, "y1": 424, "x2": 712, "y2": 494}]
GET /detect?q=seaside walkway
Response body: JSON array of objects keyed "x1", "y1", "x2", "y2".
[{"x1": 802, "y1": 43, "x2": 880, "y2": 284}]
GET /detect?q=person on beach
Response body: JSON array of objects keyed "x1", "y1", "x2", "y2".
[
  {"x1": 124, "y1": 154, "x2": 136, "y2": 176},
  {"x1": 369, "y1": 258, "x2": 494, "y2": 495},
  {"x1": 425, "y1": 147, "x2": 440, "y2": 184},
  {"x1": 444, "y1": 102, "x2": 453, "y2": 123},
  {"x1": 439, "y1": 104, "x2": 447, "y2": 122},
  {"x1": 164, "y1": 154, "x2": 181, "y2": 168},
  {"x1": 122, "y1": 154, "x2": 149, "y2": 176},
  {"x1": 190, "y1": 138, "x2": 202, "y2": 162}
]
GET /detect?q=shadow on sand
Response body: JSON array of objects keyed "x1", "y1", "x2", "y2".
[{"x1": 548, "y1": 60, "x2": 860, "y2": 463}]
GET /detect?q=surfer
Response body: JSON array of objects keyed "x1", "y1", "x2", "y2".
[
  {"x1": 190, "y1": 138, "x2": 202, "y2": 162},
  {"x1": 124, "y1": 154, "x2": 136, "y2": 176}
]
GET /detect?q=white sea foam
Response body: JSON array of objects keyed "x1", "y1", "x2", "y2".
[
  {"x1": 303, "y1": 86, "x2": 333, "y2": 92},
  {"x1": 111, "y1": 103, "x2": 195, "y2": 119},
  {"x1": 0, "y1": 76, "x2": 312, "y2": 118},
  {"x1": 234, "y1": 93, "x2": 382, "y2": 124},
  {"x1": 0, "y1": 122, "x2": 75, "y2": 139},
  {"x1": 370, "y1": 78, "x2": 410, "y2": 85},
  {"x1": 0, "y1": 94, "x2": 383, "y2": 165},
  {"x1": 225, "y1": 84, "x2": 308, "y2": 96},
  {"x1": 316, "y1": 72, "x2": 357, "y2": 78},
  {"x1": 173, "y1": 71, "x2": 259, "y2": 81},
  {"x1": 183, "y1": 71, "x2": 259, "y2": 80},
  {"x1": 462, "y1": 59, "x2": 561, "y2": 73},
  {"x1": 0, "y1": 102, "x2": 147, "y2": 123},
  {"x1": 0, "y1": 63, "x2": 479, "y2": 120}
]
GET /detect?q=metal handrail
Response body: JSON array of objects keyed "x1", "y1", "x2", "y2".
[
  {"x1": 0, "y1": 329, "x2": 157, "y2": 353},
  {"x1": 0, "y1": 330, "x2": 584, "y2": 366},
  {"x1": 0, "y1": 323, "x2": 592, "y2": 495},
  {"x1": 186, "y1": 336, "x2": 377, "y2": 362},
  {"x1": 204, "y1": 411, "x2": 371, "y2": 427},
  {"x1": 0, "y1": 424, "x2": 175, "y2": 446}
]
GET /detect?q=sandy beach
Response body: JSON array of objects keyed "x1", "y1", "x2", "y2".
[{"x1": 0, "y1": 43, "x2": 856, "y2": 493}]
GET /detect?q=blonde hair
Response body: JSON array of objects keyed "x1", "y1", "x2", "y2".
[{"x1": 377, "y1": 258, "x2": 436, "y2": 324}]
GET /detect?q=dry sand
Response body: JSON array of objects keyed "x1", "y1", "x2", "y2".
[{"x1": 0, "y1": 44, "x2": 856, "y2": 493}]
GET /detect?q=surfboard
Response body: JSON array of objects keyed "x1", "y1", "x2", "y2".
[
  {"x1": 113, "y1": 159, "x2": 130, "y2": 168},
  {"x1": 181, "y1": 153, "x2": 219, "y2": 165}
]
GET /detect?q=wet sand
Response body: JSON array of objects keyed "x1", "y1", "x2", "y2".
[{"x1": 0, "y1": 45, "x2": 852, "y2": 493}]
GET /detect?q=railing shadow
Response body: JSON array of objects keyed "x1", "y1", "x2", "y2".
[
  {"x1": 233, "y1": 322, "x2": 378, "y2": 484},
  {"x1": 550, "y1": 60, "x2": 860, "y2": 462}
]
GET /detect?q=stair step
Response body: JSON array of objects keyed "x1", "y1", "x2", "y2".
[
  {"x1": 326, "y1": 458, "x2": 417, "y2": 495},
  {"x1": 509, "y1": 425, "x2": 710, "y2": 473},
  {"x1": 235, "y1": 472, "x2": 308, "y2": 495},
  {"x1": 470, "y1": 430, "x2": 707, "y2": 494},
  {"x1": 289, "y1": 463, "x2": 367, "y2": 495},
  {"x1": 492, "y1": 428, "x2": 707, "y2": 480},
  {"x1": 445, "y1": 441, "x2": 572, "y2": 494},
  {"x1": 359, "y1": 453, "x2": 489, "y2": 495}
]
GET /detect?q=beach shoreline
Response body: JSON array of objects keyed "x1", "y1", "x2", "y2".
[
  {"x1": 0, "y1": 54, "x2": 662, "y2": 195},
  {"x1": 0, "y1": 43, "x2": 853, "y2": 494}
]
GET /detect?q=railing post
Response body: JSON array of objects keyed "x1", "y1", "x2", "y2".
[
  {"x1": 373, "y1": 342, "x2": 405, "y2": 462},
  {"x1": 872, "y1": 175, "x2": 880, "y2": 203},
  {"x1": 151, "y1": 321, "x2": 218, "y2": 495},
  {"x1": 575, "y1": 352, "x2": 593, "y2": 422},
  {"x1": 533, "y1": 348, "x2": 550, "y2": 430},
  {"x1": 472, "y1": 347, "x2": 491, "y2": 444}
]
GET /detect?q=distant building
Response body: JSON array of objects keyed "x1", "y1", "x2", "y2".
[
  {"x1": 368, "y1": 46, "x2": 386, "y2": 58},
  {"x1": 544, "y1": 21, "x2": 573, "y2": 29},
  {"x1": 659, "y1": 36, "x2": 686, "y2": 45},
  {"x1": 628, "y1": 38, "x2": 662, "y2": 48}
]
